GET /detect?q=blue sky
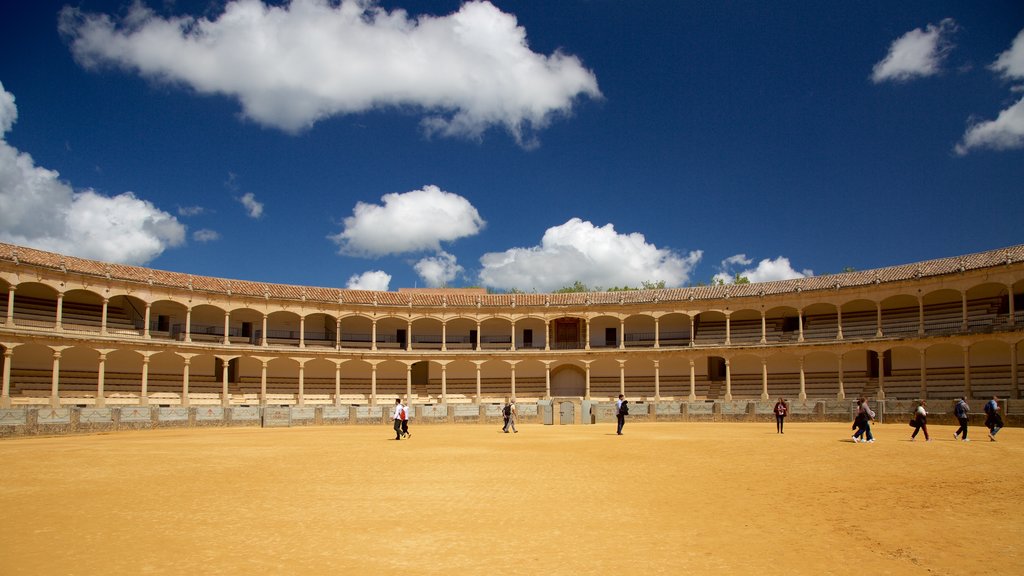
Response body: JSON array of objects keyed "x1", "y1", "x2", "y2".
[{"x1": 1, "y1": 1, "x2": 1022, "y2": 292}]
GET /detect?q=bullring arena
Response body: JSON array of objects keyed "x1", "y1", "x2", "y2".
[{"x1": 1, "y1": 241, "x2": 1023, "y2": 574}]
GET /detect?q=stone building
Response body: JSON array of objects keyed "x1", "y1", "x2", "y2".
[{"x1": 1, "y1": 241, "x2": 1022, "y2": 410}]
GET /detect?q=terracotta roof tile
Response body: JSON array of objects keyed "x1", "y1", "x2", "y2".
[{"x1": 2, "y1": 241, "x2": 1023, "y2": 308}]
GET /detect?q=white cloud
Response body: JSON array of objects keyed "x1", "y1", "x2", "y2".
[
  {"x1": 414, "y1": 251, "x2": 463, "y2": 287},
  {"x1": 0, "y1": 84, "x2": 16, "y2": 133},
  {"x1": 954, "y1": 96, "x2": 1024, "y2": 155},
  {"x1": 713, "y1": 254, "x2": 812, "y2": 285},
  {"x1": 239, "y1": 192, "x2": 263, "y2": 218},
  {"x1": 60, "y1": 0, "x2": 601, "y2": 145},
  {"x1": 991, "y1": 28, "x2": 1024, "y2": 80},
  {"x1": 955, "y1": 30, "x2": 1024, "y2": 156},
  {"x1": 178, "y1": 205, "x2": 205, "y2": 217},
  {"x1": 0, "y1": 81, "x2": 185, "y2": 265},
  {"x1": 478, "y1": 218, "x2": 702, "y2": 292},
  {"x1": 871, "y1": 19, "x2": 957, "y2": 83},
  {"x1": 192, "y1": 229, "x2": 220, "y2": 242},
  {"x1": 330, "y1": 185, "x2": 484, "y2": 257},
  {"x1": 346, "y1": 270, "x2": 391, "y2": 291}
]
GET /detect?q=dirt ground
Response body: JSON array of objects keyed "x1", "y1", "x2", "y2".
[{"x1": 0, "y1": 421, "x2": 1021, "y2": 575}]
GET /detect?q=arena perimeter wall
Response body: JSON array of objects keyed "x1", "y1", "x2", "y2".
[{"x1": 1, "y1": 399, "x2": 1020, "y2": 438}]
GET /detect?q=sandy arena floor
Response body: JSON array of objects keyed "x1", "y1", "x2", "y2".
[{"x1": 0, "y1": 421, "x2": 1021, "y2": 575}]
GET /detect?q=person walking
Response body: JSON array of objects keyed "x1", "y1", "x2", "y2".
[
  {"x1": 910, "y1": 400, "x2": 929, "y2": 441},
  {"x1": 401, "y1": 399, "x2": 411, "y2": 439},
  {"x1": 616, "y1": 394, "x2": 628, "y2": 435},
  {"x1": 502, "y1": 398, "x2": 518, "y2": 433},
  {"x1": 392, "y1": 398, "x2": 404, "y2": 440},
  {"x1": 984, "y1": 396, "x2": 1003, "y2": 441},
  {"x1": 852, "y1": 397, "x2": 875, "y2": 443},
  {"x1": 773, "y1": 397, "x2": 789, "y2": 434},
  {"x1": 953, "y1": 397, "x2": 970, "y2": 441}
]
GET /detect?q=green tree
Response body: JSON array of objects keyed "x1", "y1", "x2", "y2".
[{"x1": 554, "y1": 280, "x2": 590, "y2": 293}]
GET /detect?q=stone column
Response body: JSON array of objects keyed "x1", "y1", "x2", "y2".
[
  {"x1": 335, "y1": 318, "x2": 342, "y2": 350},
  {"x1": 918, "y1": 296, "x2": 925, "y2": 336},
  {"x1": 618, "y1": 360, "x2": 626, "y2": 396},
  {"x1": 725, "y1": 314, "x2": 731, "y2": 346},
  {"x1": 654, "y1": 359, "x2": 661, "y2": 400},
  {"x1": 184, "y1": 307, "x2": 193, "y2": 343},
  {"x1": 761, "y1": 358, "x2": 769, "y2": 400},
  {"x1": 875, "y1": 303, "x2": 883, "y2": 338},
  {"x1": 960, "y1": 291, "x2": 970, "y2": 331},
  {"x1": 475, "y1": 321, "x2": 481, "y2": 351},
  {"x1": 475, "y1": 362, "x2": 482, "y2": 402},
  {"x1": 221, "y1": 357, "x2": 231, "y2": 406},
  {"x1": 50, "y1": 349, "x2": 63, "y2": 408},
  {"x1": 440, "y1": 362, "x2": 447, "y2": 404},
  {"x1": 919, "y1": 349, "x2": 927, "y2": 400},
  {"x1": 760, "y1": 311, "x2": 766, "y2": 344},
  {"x1": 963, "y1": 346, "x2": 972, "y2": 399},
  {"x1": 2, "y1": 347, "x2": 15, "y2": 408},
  {"x1": 260, "y1": 360, "x2": 268, "y2": 406},
  {"x1": 441, "y1": 321, "x2": 447, "y2": 352},
  {"x1": 371, "y1": 320, "x2": 378, "y2": 351},
  {"x1": 509, "y1": 362, "x2": 517, "y2": 398},
  {"x1": 837, "y1": 355, "x2": 845, "y2": 400},
  {"x1": 143, "y1": 303, "x2": 151, "y2": 339},
  {"x1": 5, "y1": 287, "x2": 14, "y2": 324},
  {"x1": 798, "y1": 357, "x2": 806, "y2": 400},
  {"x1": 96, "y1": 352, "x2": 107, "y2": 407},
  {"x1": 101, "y1": 298, "x2": 109, "y2": 335},
  {"x1": 334, "y1": 361, "x2": 342, "y2": 405},
  {"x1": 688, "y1": 358, "x2": 696, "y2": 401},
  {"x1": 140, "y1": 355, "x2": 150, "y2": 405},
  {"x1": 688, "y1": 316, "x2": 695, "y2": 347},
  {"x1": 181, "y1": 357, "x2": 191, "y2": 406},
  {"x1": 798, "y1": 310, "x2": 805, "y2": 343},
  {"x1": 836, "y1": 307, "x2": 844, "y2": 340},
  {"x1": 619, "y1": 319, "x2": 625, "y2": 349},
  {"x1": 544, "y1": 362, "x2": 552, "y2": 399},
  {"x1": 405, "y1": 363, "x2": 412, "y2": 400},
  {"x1": 510, "y1": 322, "x2": 516, "y2": 351},
  {"x1": 223, "y1": 312, "x2": 231, "y2": 345},
  {"x1": 299, "y1": 316, "x2": 306, "y2": 348},
  {"x1": 544, "y1": 319, "x2": 550, "y2": 351},
  {"x1": 297, "y1": 360, "x2": 306, "y2": 407},
  {"x1": 370, "y1": 363, "x2": 378, "y2": 406},
  {"x1": 654, "y1": 317, "x2": 660, "y2": 348},
  {"x1": 724, "y1": 358, "x2": 732, "y2": 401},
  {"x1": 585, "y1": 318, "x2": 591, "y2": 351},
  {"x1": 585, "y1": 362, "x2": 591, "y2": 400},
  {"x1": 876, "y1": 351, "x2": 885, "y2": 400},
  {"x1": 406, "y1": 321, "x2": 412, "y2": 351},
  {"x1": 261, "y1": 314, "x2": 268, "y2": 347},
  {"x1": 55, "y1": 292, "x2": 64, "y2": 330}
]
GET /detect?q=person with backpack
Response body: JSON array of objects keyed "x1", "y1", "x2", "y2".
[
  {"x1": 773, "y1": 397, "x2": 789, "y2": 434},
  {"x1": 502, "y1": 398, "x2": 518, "y2": 433},
  {"x1": 401, "y1": 399, "x2": 411, "y2": 439},
  {"x1": 984, "y1": 396, "x2": 1003, "y2": 441},
  {"x1": 392, "y1": 398, "x2": 404, "y2": 440},
  {"x1": 910, "y1": 400, "x2": 929, "y2": 441},
  {"x1": 953, "y1": 397, "x2": 970, "y2": 441},
  {"x1": 616, "y1": 394, "x2": 628, "y2": 435}
]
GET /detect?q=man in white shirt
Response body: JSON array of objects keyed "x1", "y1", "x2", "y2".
[{"x1": 392, "y1": 398, "x2": 404, "y2": 440}]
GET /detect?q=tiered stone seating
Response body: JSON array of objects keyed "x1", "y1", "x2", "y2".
[{"x1": 692, "y1": 321, "x2": 726, "y2": 345}]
